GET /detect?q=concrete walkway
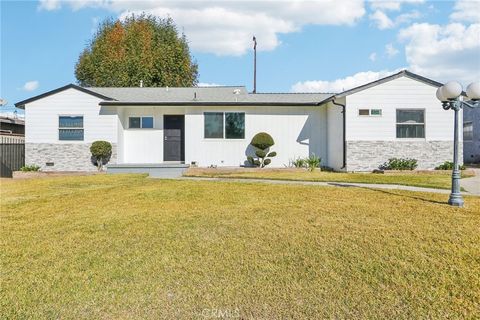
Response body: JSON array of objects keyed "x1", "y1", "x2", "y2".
[
  {"x1": 181, "y1": 176, "x2": 478, "y2": 196},
  {"x1": 460, "y1": 168, "x2": 480, "y2": 195}
]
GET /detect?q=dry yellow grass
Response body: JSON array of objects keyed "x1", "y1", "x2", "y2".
[
  {"x1": 185, "y1": 167, "x2": 475, "y2": 189},
  {"x1": 1, "y1": 174, "x2": 479, "y2": 319}
]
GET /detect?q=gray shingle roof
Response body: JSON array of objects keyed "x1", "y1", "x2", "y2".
[{"x1": 87, "y1": 86, "x2": 332, "y2": 105}]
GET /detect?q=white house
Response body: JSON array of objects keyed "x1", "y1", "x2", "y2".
[{"x1": 15, "y1": 70, "x2": 461, "y2": 173}]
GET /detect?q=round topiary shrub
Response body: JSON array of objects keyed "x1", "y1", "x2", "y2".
[
  {"x1": 251, "y1": 132, "x2": 275, "y2": 150},
  {"x1": 90, "y1": 140, "x2": 112, "y2": 171}
]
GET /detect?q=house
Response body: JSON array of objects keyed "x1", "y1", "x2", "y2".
[
  {"x1": 0, "y1": 115, "x2": 25, "y2": 136},
  {"x1": 463, "y1": 106, "x2": 480, "y2": 163},
  {"x1": 14, "y1": 70, "x2": 461, "y2": 173}
]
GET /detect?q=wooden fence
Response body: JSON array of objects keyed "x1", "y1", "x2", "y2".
[{"x1": 0, "y1": 135, "x2": 25, "y2": 178}]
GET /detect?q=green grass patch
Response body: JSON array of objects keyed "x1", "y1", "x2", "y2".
[
  {"x1": 185, "y1": 168, "x2": 475, "y2": 189},
  {"x1": 1, "y1": 174, "x2": 479, "y2": 318}
]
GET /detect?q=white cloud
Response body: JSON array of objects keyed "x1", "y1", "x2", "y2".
[
  {"x1": 369, "y1": 0, "x2": 425, "y2": 11},
  {"x1": 370, "y1": 10, "x2": 394, "y2": 29},
  {"x1": 291, "y1": 69, "x2": 403, "y2": 93},
  {"x1": 450, "y1": 0, "x2": 480, "y2": 23},
  {"x1": 370, "y1": 9, "x2": 421, "y2": 29},
  {"x1": 369, "y1": 52, "x2": 377, "y2": 62},
  {"x1": 399, "y1": 22, "x2": 480, "y2": 84},
  {"x1": 197, "y1": 82, "x2": 223, "y2": 87},
  {"x1": 385, "y1": 43, "x2": 399, "y2": 57},
  {"x1": 23, "y1": 81, "x2": 39, "y2": 91},
  {"x1": 37, "y1": 0, "x2": 366, "y2": 56},
  {"x1": 38, "y1": 0, "x2": 61, "y2": 10}
]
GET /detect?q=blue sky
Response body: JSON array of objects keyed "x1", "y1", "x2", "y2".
[{"x1": 1, "y1": 0, "x2": 479, "y2": 112}]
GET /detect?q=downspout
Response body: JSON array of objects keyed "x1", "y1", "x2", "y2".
[{"x1": 331, "y1": 98, "x2": 346, "y2": 169}]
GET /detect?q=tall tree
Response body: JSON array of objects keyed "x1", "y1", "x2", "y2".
[{"x1": 75, "y1": 14, "x2": 198, "y2": 87}]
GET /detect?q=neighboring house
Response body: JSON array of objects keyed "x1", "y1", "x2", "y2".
[
  {"x1": 0, "y1": 116, "x2": 25, "y2": 136},
  {"x1": 463, "y1": 106, "x2": 480, "y2": 163},
  {"x1": 15, "y1": 70, "x2": 461, "y2": 172}
]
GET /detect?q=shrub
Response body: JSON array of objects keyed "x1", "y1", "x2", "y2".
[
  {"x1": 435, "y1": 161, "x2": 466, "y2": 170},
  {"x1": 305, "y1": 154, "x2": 321, "y2": 172},
  {"x1": 380, "y1": 158, "x2": 418, "y2": 170},
  {"x1": 290, "y1": 157, "x2": 306, "y2": 168},
  {"x1": 20, "y1": 164, "x2": 40, "y2": 172},
  {"x1": 247, "y1": 132, "x2": 276, "y2": 168},
  {"x1": 250, "y1": 132, "x2": 275, "y2": 150},
  {"x1": 90, "y1": 140, "x2": 112, "y2": 171}
]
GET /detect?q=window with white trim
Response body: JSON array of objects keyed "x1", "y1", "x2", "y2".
[
  {"x1": 463, "y1": 121, "x2": 473, "y2": 141},
  {"x1": 396, "y1": 109, "x2": 425, "y2": 138},
  {"x1": 129, "y1": 116, "x2": 154, "y2": 129},
  {"x1": 204, "y1": 112, "x2": 245, "y2": 139},
  {"x1": 59, "y1": 116, "x2": 84, "y2": 140}
]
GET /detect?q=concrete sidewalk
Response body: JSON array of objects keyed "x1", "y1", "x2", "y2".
[
  {"x1": 181, "y1": 176, "x2": 478, "y2": 196},
  {"x1": 460, "y1": 168, "x2": 480, "y2": 195}
]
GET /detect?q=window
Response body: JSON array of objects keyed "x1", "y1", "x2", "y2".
[
  {"x1": 358, "y1": 109, "x2": 382, "y2": 116},
  {"x1": 225, "y1": 112, "x2": 245, "y2": 139},
  {"x1": 464, "y1": 121, "x2": 473, "y2": 141},
  {"x1": 204, "y1": 112, "x2": 224, "y2": 138},
  {"x1": 59, "y1": 116, "x2": 84, "y2": 140},
  {"x1": 204, "y1": 112, "x2": 245, "y2": 139},
  {"x1": 129, "y1": 116, "x2": 154, "y2": 129},
  {"x1": 396, "y1": 109, "x2": 425, "y2": 138}
]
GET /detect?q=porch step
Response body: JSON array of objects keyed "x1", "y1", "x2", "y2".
[{"x1": 107, "y1": 163, "x2": 190, "y2": 178}]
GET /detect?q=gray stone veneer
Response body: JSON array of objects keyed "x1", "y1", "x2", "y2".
[
  {"x1": 26, "y1": 143, "x2": 117, "y2": 171},
  {"x1": 346, "y1": 140, "x2": 461, "y2": 172}
]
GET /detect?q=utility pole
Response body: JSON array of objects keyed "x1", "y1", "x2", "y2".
[{"x1": 253, "y1": 36, "x2": 257, "y2": 94}]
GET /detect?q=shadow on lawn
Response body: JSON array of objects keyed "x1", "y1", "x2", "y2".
[{"x1": 328, "y1": 183, "x2": 448, "y2": 205}]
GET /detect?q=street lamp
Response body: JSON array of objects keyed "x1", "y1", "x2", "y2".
[{"x1": 436, "y1": 81, "x2": 480, "y2": 207}]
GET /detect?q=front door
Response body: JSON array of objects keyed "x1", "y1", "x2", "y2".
[{"x1": 163, "y1": 115, "x2": 185, "y2": 162}]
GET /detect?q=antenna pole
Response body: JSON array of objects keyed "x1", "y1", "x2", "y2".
[{"x1": 253, "y1": 36, "x2": 257, "y2": 94}]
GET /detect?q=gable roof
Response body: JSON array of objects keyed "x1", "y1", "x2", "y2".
[
  {"x1": 317, "y1": 70, "x2": 444, "y2": 105},
  {"x1": 15, "y1": 84, "x2": 115, "y2": 108}
]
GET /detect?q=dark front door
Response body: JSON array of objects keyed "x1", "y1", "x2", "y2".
[{"x1": 164, "y1": 115, "x2": 185, "y2": 162}]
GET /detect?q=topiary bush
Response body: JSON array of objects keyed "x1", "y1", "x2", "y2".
[
  {"x1": 435, "y1": 161, "x2": 466, "y2": 170},
  {"x1": 90, "y1": 140, "x2": 112, "y2": 171},
  {"x1": 380, "y1": 158, "x2": 418, "y2": 170},
  {"x1": 247, "y1": 132, "x2": 276, "y2": 168}
]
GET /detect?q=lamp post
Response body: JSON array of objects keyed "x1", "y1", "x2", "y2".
[{"x1": 436, "y1": 81, "x2": 480, "y2": 207}]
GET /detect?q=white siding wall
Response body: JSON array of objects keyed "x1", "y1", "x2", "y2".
[
  {"x1": 326, "y1": 99, "x2": 345, "y2": 170},
  {"x1": 25, "y1": 88, "x2": 118, "y2": 143},
  {"x1": 118, "y1": 106, "x2": 327, "y2": 167},
  {"x1": 345, "y1": 76, "x2": 460, "y2": 141},
  {"x1": 185, "y1": 106, "x2": 326, "y2": 167},
  {"x1": 120, "y1": 107, "x2": 185, "y2": 163}
]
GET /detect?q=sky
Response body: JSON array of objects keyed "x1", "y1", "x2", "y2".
[{"x1": 1, "y1": 0, "x2": 480, "y2": 112}]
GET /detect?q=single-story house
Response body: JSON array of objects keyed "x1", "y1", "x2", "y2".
[{"x1": 15, "y1": 70, "x2": 461, "y2": 172}]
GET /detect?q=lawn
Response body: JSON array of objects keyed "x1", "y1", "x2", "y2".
[
  {"x1": 185, "y1": 167, "x2": 475, "y2": 190},
  {"x1": 1, "y1": 174, "x2": 479, "y2": 319}
]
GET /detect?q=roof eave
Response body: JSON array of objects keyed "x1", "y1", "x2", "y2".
[
  {"x1": 99, "y1": 101, "x2": 321, "y2": 107},
  {"x1": 15, "y1": 84, "x2": 115, "y2": 109}
]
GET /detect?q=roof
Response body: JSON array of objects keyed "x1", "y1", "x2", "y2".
[
  {"x1": 90, "y1": 87, "x2": 331, "y2": 106},
  {"x1": 0, "y1": 116, "x2": 25, "y2": 126},
  {"x1": 317, "y1": 70, "x2": 444, "y2": 105},
  {"x1": 15, "y1": 84, "x2": 331, "y2": 107},
  {"x1": 14, "y1": 69, "x2": 446, "y2": 108}
]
